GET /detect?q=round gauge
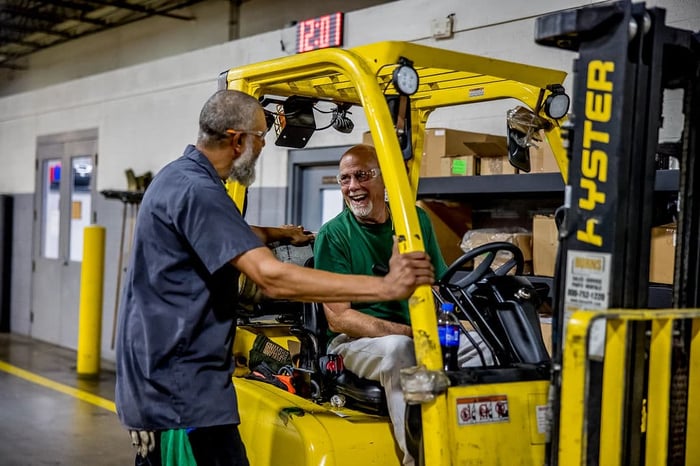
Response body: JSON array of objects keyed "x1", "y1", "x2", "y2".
[
  {"x1": 392, "y1": 65, "x2": 419, "y2": 95},
  {"x1": 545, "y1": 93, "x2": 570, "y2": 119}
]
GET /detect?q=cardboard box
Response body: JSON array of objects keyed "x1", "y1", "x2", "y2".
[
  {"x1": 440, "y1": 155, "x2": 478, "y2": 176},
  {"x1": 416, "y1": 199, "x2": 472, "y2": 264},
  {"x1": 362, "y1": 131, "x2": 374, "y2": 146},
  {"x1": 540, "y1": 319, "x2": 552, "y2": 356},
  {"x1": 527, "y1": 130, "x2": 560, "y2": 173},
  {"x1": 533, "y1": 215, "x2": 559, "y2": 277},
  {"x1": 460, "y1": 229, "x2": 533, "y2": 274},
  {"x1": 422, "y1": 128, "x2": 507, "y2": 178},
  {"x1": 479, "y1": 155, "x2": 518, "y2": 175},
  {"x1": 649, "y1": 223, "x2": 676, "y2": 284}
]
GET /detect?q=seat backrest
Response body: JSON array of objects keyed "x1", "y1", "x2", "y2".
[
  {"x1": 296, "y1": 256, "x2": 387, "y2": 413},
  {"x1": 292, "y1": 256, "x2": 328, "y2": 371},
  {"x1": 495, "y1": 300, "x2": 550, "y2": 364}
]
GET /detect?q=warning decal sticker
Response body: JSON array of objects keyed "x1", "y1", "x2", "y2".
[{"x1": 456, "y1": 395, "x2": 509, "y2": 425}]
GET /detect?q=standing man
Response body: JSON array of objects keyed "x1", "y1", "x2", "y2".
[
  {"x1": 313, "y1": 144, "x2": 490, "y2": 466},
  {"x1": 115, "y1": 91, "x2": 435, "y2": 466}
]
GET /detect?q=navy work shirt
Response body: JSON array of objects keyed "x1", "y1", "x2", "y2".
[{"x1": 115, "y1": 145, "x2": 263, "y2": 430}]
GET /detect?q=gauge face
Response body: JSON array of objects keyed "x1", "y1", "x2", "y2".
[
  {"x1": 545, "y1": 93, "x2": 570, "y2": 119},
  {"x1": 392, "y1": 65, "x2": 419, "y2": 95}
]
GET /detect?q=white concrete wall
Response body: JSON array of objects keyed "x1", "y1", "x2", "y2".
[
  {"x1": 0, "y1": 2, "x2": 549, "y2": 191},
  {"x1": 1, "y1": 0, "x2": 697, "y2": 353},
  {"x1": 0, "y1": 0, "x2": 395, "y2": 96},
  {"x1": 0, "y1": 0, "x2": 697, "y2": 194}
]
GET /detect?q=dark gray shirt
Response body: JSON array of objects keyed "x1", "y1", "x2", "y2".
[{"x1": 115, "y1": 144, "x2": 263, "y2": 430}]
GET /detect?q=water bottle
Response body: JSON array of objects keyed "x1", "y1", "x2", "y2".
[{"x1": 437, "y1": 302, "x2": 460, "y2": 371}]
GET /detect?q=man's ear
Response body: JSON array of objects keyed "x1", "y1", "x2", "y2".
[{"x1": 230, "y1": 132, "x2": 243, "y2": 157}]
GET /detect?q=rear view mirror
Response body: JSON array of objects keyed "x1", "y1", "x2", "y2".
[
  {"x1": 506, "y1": 106, "x2": 554, "y2": 173},
  {"x1": 507, "y1": 126, "x2": 531, "y2": 172}
]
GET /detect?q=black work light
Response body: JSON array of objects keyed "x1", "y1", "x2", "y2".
[{"x1": 543, "y1": 84, "x2": 570, "y2": 119}]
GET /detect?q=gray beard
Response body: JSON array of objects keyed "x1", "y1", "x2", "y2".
[
  {"x1": 228, "y1": 145, "x2": 257, "y2": 187},
  {"x1": 348, "y1": 199, "x2": 373, "y2": 219}
]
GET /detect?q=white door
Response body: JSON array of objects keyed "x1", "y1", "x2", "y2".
[
  {"x1": 32, "y1": 130, "x2": 97, "y2": 349},
  {"x1": 288, "y1": 146, "x2": 350, "y2": 232}
]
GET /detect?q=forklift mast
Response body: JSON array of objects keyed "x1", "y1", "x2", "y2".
[{"x1": 536, "y1": 1, "x2": 699, "y2": 464}]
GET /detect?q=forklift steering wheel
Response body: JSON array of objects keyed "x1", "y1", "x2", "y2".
[{"x1": 438, "y1": 241, "x2": 525, "y2": 289}]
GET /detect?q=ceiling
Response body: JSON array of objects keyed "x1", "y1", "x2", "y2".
[{"x1": 0, "y1": 0, "x2": 209, "y2": 70}]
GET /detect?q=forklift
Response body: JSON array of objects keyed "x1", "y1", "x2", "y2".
[
  {"x1": 218, "y1": 1, "x2": 700, "y2": 464},
  {"x1": 536, "y1": 2, "x2": 700, "y2": 464}
]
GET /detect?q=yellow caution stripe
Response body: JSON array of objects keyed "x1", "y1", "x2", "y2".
[{"x1": 0, "y1": 360, "x2": 116, "y2": 413}]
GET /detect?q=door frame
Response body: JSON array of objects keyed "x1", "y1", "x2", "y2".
[
  {"x1": 287, "y1": 145, "x2": 352, "y2": 226},
  {"x1": 32, "y1": 128, "x2": 98, "y2": 347}
]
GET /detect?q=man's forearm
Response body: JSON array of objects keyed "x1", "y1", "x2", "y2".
[
  {"x1": 326, "y1": 305, "x2": 412, "y2": 338},
  {"x1": 250, "y1": 226, "x2": 279, "y2": 244},
  {"x1": 250, "y1": 225, "x2": 313, "y2": 246}
]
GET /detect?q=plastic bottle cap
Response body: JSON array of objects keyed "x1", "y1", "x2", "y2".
[{"x1": 441, "y1": 302, "x2": 455, "y2": 312}]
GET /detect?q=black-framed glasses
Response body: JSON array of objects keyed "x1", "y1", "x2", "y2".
[
  {"x1": 226, "y1": 128, "x2": 269, "y2": 140},
  {"x1": 336, "y1": 168, "x2": 381, "y2": 186}
]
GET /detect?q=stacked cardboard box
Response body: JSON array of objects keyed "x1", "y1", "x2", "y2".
[
  {"x1": 532, "y1": 215, "x2": 558, "y2": 276},
  {"x1": 527, "y1": 130, "x2": 561, "y2": 173},
  {"x1": 416, "y1": 199, "x2": 472, "y2": 264},
  {"x1": 530, "y1": 216, "x2": 677, "y2": 283},
  {"x1": 649, "y1": 224, "x2": 676, "y2": 284},
  {"x1": 364, "y1": 128, "x2": 520, "y2": 177},
  {"x1": 421, "y1": 128, "x2": 479, "y2": 177},
  {"x1": 423, "y1": 128, "x2": 513, "y2": 177}
]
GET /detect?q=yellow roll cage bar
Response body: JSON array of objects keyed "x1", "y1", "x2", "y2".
[{"x1": 219, "y1": 41, "x2": 567, "y2": 466}]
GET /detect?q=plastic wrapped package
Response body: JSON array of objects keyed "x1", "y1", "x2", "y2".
[{"x1": 459, "y1": 227, "x2": 532, "y2": 274}]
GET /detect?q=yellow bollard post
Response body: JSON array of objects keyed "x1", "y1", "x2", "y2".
[{"x1": 77, "y1": 225, "x2": 106, "y2": 378}]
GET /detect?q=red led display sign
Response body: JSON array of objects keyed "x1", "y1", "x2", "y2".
[{"x1": 296, "y1": 12, "x2": 344, "y2": 53}]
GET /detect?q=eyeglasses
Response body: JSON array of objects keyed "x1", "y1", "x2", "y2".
[
  {"x1": 336, "y1": 168, "x2": 381, "y2": 186},
  {"x1": 226, "y1": 129, "x2": 269, "y2": 140}
]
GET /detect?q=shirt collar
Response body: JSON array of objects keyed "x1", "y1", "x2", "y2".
[{"x1": 183, "y1": 144, "x2": 224, "y2": 184}]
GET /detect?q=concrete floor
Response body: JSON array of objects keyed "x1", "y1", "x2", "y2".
[{"x1": 0, "y1": 333, "x2": 134, "y2": 465}]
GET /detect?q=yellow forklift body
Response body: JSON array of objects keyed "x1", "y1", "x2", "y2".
[
  {"x1": 233, "y1": 325, "x2": 402, "y2": 466},
  {"x1": 235, "y1": 378, "x2": 402, "y2": 466},
  {"x1": 446, "y1": 380, "x2": 549, "y2": 465},
  {"x1": 220, "y1": 41, "x2": 567, "y2": 465},
  {"x1": 557, "y1": 309, "x2": 700, "y2": 466}
]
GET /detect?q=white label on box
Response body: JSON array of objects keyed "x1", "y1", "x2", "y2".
[
  {"x1": 564, "y1": 250, "x2": 611, "y2": 358},
  {"x1": 434, "y1": 129, "x2": 445, "y2": 136}
]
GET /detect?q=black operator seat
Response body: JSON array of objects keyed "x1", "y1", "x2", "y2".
[{"x1": 293, "y1": 256, "x2": 388, "y2": 415}]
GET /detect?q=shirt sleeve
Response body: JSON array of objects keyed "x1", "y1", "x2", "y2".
[
  {"x1": 313, "y1": 222, "x2": 353, "y2": 275},
  {"x1": 172, "y1": 180, "x2": 264, "y2": 274}
]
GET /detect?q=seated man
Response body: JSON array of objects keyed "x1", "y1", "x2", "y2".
[{"x1": 313, "y1": 144, "x2": 491, "y2": 466}]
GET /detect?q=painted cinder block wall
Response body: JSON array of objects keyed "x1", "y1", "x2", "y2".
[{"x1": 0, "y1": 0, "x2": 697, "y2": 357}]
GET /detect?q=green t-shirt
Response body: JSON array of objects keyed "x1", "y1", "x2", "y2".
[{"x1": 313, "y1": 205, "x2": 448, "y2": 331}]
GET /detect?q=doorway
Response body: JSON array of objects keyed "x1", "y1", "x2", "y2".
[
  {"x1": 32, "y1": 129, "x2": 98, "y2": 349},
  {"x1": 288, "y1": 146, "x2": 351, "y2": 233}
]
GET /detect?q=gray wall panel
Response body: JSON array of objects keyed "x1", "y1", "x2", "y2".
[
  {"x1": 245, "y1": 186, "x2": 287, "y2": 227},
  {"x1": 96, "y1": 194, "x2": 137, "y2": 362},
  {"x1": 10, "y1": 194, "x2": 32, "y2": 335}
]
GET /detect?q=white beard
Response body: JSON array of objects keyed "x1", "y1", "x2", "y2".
[
  {"x1": 348, "y1": 199, "x2": 373, "y2": 219},
  {"x1": 228, "y1": 143, "x2": 257, "y2": 187}
]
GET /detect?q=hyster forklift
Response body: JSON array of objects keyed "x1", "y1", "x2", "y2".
[{"x1": 218, "y1": 1, "x2": 700, "y2": 464}]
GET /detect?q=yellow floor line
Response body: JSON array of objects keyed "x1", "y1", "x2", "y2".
[{"x1": 0, "y1": 360, "x2": 116, "y2": 413}]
